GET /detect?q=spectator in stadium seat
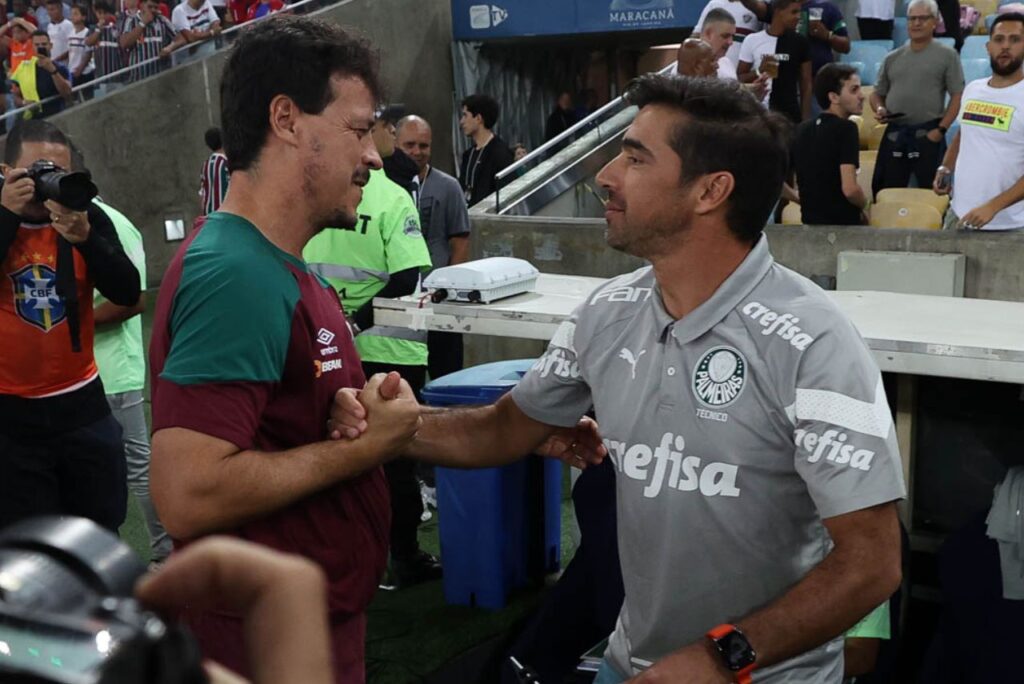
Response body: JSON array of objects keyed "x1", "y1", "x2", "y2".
[
  {"x1": 68, "y1": 4, "x2": 94, "y2": 88},
  {"x1": 700, "y1": 8, "x2": 740, "y2": 81},
  {"x1": 246, "y1": 0, "x2": 283, "y2": 21},
  {"x1": 120, "y1": 0, "x2": 186, "y2": 81},
  {"x1": 544, "y1": 91, "x2": 577, "y2": 142},
  {"x1": 171, "y1": 0, "x2": 221, "y2": 44},
  {"x1": 676, "y1": 37, "x2": 719, "y2": 78},
  {"x1": 856, "y1": 0, "x2": 894, "y2": 40},
  {"x1": 1, "y1": 17, "x2": 38, "y2": 75},
  {"x1": 30, "y1": 0, "x2": 59, "y2": 31},
  {"x1": 792, "y1": 63, "x2": 868, "y2": 225},
  {"x1": 870, "y1": 0, "x2": 963, "y2": 195},
  {"x1": 44, "y1": 0, "x2": 71, "y2": 66},
  {"x1": 934, "y1": 13, "x2": 1024, "y2": 230},
  {"x1": 11, "y1": 30, "x2": 71, "y2": 118},
  {"x1": 694, "y1": 0, "x2": 763, "y2": 66},
  {"x1": 86, "y1": 0, "x2": 125, "y2": 84},
  {"x1": 738, "y1": 0, "x2": 851, "y2": 76},
  {"x1": 199, "y1": 126, "x2": 229, "y2": 216},
  {"x1": 738, "y1": 0, "x2": 813, "y2": 122}
]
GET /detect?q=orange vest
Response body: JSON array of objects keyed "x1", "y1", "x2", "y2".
[
  {"x1": 0, "y1": 222, "x2": 97, "y2": 397},
  {"x1": 9, "y1": 39, "x2": 35, "y2": 76}
]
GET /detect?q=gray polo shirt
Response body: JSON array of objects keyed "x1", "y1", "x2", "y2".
[
  {"x1": 876, "y1": 41, "x2": 964, "y2": 126},
  {"x1": 417, "y1": 166, "x2": 470, "y2": 273},
  {"x1": 511, "y1": 236, "x2": 905, "y2": 681}
]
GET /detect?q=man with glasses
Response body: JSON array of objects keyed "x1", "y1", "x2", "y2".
[{"x1": 870, "y1": 0, "x2": 963, "y2": 195}]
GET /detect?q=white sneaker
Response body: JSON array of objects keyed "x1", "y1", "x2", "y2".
[{"x1": 420, "y1": 483, "x2": 437, "y2": 509}]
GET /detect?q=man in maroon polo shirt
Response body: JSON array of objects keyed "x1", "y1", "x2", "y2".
[{"x1": 148, "y1": 16, "x2": 421, "y2": 683}]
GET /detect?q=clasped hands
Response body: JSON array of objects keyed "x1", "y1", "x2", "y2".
[{"x1": 327, "y1": 374, "x2": 607, "y2": 468}]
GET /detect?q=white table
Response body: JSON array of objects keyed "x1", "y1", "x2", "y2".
[{"x1": 376, "y1": 277, "x2": 1024, "y2": 523}]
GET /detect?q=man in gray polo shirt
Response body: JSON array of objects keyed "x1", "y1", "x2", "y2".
[
  {"x1": 332, "y1": 75, "x2": 904, "y2": 683},
  {"x1": 395, "y1": 114, "x2": 471, "y2": 380}
]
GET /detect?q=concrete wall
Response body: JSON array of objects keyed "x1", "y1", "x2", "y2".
[
  {"x1": 464, "y1": 215, "x2": 1024, "y2": 364},
  {"x1": 30, "y1": 0, "x2": 455, "y2": 287}
]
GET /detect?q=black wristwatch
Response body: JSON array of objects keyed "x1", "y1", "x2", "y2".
[
  {"x1": 707, "y1": 624, "x2": 757, "y2": 683},
  {"x1": 937, "y1": 124, "x2": 949, "y2": 134}
]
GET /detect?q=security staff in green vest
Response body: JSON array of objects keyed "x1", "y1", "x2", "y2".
[{"x1": 304, "y1": 116, "x2": 438, "y2": 588}]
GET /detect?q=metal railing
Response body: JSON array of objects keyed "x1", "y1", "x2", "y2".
[
  {"x1": 2, "y1": 0, "x2": 355, "y2": 124},
  {"x1": 492, "y1": 62, "x2": 676, "y2": 213}
]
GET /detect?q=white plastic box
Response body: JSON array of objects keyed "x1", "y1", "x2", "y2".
[{"x1": 423, "y1": 257, "x2": 539, "y2": 303}]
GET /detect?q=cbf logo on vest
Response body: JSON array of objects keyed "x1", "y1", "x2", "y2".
[{"x1": 10, "y1": 263, "x2": 66, "y2": 332}]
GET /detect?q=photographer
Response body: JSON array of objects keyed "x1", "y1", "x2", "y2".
[
  {"x1": 0, "y1": 120, "x2": 141, "y2": 533},
  {"x1": 10, "y1": 30, "x2": 72, "y2": 119}
]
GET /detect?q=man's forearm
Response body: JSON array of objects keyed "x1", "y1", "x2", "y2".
[
  {"x1": 151, "y1": 428, "x2": 390, "y2": 540},
  {"x1": 406, "y1": 396, "x2": 554, "y2": 468},
  {"x1": 983, "y1": 174, "x2": 1024, "y2": 214},
  {"x1": 94, "y1": 295, "x2": 145, "y2": 327},
  {"x1": 940, "y1": 93, "x2": 961, "y2": 131},
  {"x1": 941, "y1": 130, "x2": 960, "y2": 170},
  {"x1": 449, "y1": 235, "x2": 470, "y2": 264},
  {"x1": 735, "y1": 504, "x2": 901, "y2": 670},
  {"x1": 869, "y1": 91, "x2": 885, "y2": 113}
]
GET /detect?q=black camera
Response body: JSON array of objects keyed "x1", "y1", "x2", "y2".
[
  {"x1": 0, "y1": 517, "x2": 207, "y2": 684},
  {"x1": 21, "y1": 160, "x2": 98, "y2": 212}
]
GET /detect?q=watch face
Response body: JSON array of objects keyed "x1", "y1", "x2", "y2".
[{"x1": 718, "y1": 631, "x2": 757, "y2": 671}]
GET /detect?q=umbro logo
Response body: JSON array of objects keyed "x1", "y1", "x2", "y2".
[
  {"x1": 316, "y1": 328, "x2": 335, "y2": 345},
  {"x1": 618, "y1": 347, "x2": 646, "y2": 379}
]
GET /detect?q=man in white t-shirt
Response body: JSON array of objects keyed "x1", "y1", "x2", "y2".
[
  {"x1": 44, "y1": 0, "x2": 73, "y2": 65},
  {"x1": 935, "y1": 13, "x2": 1024, "y2": 231},
  {"x1": 67, "y1": 3, "x2": 94, "y2": 86},
  {"x1": 700, "y1": 7, "x2": 740, "y2": 80},
  {"x1": 856, "y1": 0, "x2": 895, "y2": 40},
  {"x1": 695, "y1": 0, "x2": 763, "y2": 66},
  {"x1": 171, "y1": 0, "x2": 221, "y2": 43}
]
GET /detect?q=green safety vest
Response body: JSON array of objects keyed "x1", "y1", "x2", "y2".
[{"x1": 304, "y1": 169, "x2": 432, "y2": 366}]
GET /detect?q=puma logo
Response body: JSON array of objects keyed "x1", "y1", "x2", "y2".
[{"x1": 618, "y1": 347, "x2": 646, "y2": 379}]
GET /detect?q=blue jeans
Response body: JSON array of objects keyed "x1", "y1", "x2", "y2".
[{"x1": 594, "y1": 659, "x2": 627, "y2": 684}]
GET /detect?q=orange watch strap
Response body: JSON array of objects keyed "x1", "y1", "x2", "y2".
[
  {"x1": 736, "y1": 663, "x2": 755, "y2": 684},
  {"x1": 706, "y1": 624, "x2": 756, "y2": 684},
  {"x1": 706, "y1": 623, "x2": 736, "y2": 640}
]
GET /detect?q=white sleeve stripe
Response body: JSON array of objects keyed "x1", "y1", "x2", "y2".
[
  {"x1": 794, "y1": 377, "x2": 892, "y2": 439},
  {"x1": 550, "y1": 321, "x2": 576, "y2": 352}
]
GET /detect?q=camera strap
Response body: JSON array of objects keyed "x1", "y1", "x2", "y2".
[{"x1": 55, "y1": 236, "x2": 82, "y2": 353}]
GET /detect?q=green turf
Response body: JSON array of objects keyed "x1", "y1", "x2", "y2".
[{"x1": 122, "y1": 293, "x2": 582, "y2": 683}]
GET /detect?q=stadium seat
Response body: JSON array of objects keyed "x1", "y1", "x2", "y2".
[
  {"x1": 860, "y1": 61, "x2": 881, "y2": 86},
  {"x1": 857, "y1": 39, "x2": 896, "y2": 50},
  {"x1": 936, "y1": 36, "x2": 956, "y2": 48},
  {"x1": 781, "y1": 202, "x2": 802, "y2": 225},
  {"x1": 962, "y1": 35, "x2": 990, "y2": 59},
  {"x1": 876, "y1": 188, "x2": 950, "y2": 215},
  {"x1": 842, "y1": 41, "x2": 891, "y2": 68},
  {"x1": 962, "y1": 57, "x2": 993, "y2": 82},
  {"x1": 893, "y1": 17, "x2": 909, "y2": 46},
  {"x1": 858, "y1": 160, "x2": 876, "y2": 203},
  {"x1": 861, "y1": 149, "x2": 879, "y2": 164},
  {"x1": 866, "y1": 121, "x2": 887, "y2": 150},
  {"x1": 869, "y1": 201, "x2": 944, "y2": 229},
  {"x1": 860, "y1": 86, "x2": 876, "y2": 119},
  {"x1": 987, "y1": 13, "x2": 998, "y2": 31}
]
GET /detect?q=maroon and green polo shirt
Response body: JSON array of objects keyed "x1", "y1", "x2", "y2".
[{"x1": 149, "y1": 212, "x2": 390, "y2": 645}]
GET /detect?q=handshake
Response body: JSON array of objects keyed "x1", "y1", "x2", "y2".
[{"x1": 325, "y1": 371, "x2": 608, "y2": 470}]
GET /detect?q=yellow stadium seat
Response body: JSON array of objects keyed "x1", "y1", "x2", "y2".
[
  {"x1": 781, "y1": 202, "x2": 802, "y2": 225},
  {"x1": 860, "y1": 149, "x2": 878, "y2": 164},
  {"x1": 876, "y1": 187, "x2": 950, "y2": 215},
  {"x1": 869, "y1": 201, "x2": 943, "y2": 229},
  {"x1": 860, "y1": 86, "x2": 875, "y2": 120},
  {"x1": 858, "y1": 160, "x2": 875, "y2": 203}
]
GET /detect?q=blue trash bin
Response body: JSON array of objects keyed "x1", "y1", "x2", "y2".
[{"x1": 421, "y1": 359, "x2": 562, "y2": 609}]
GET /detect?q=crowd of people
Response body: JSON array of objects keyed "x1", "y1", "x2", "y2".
[
  {"x1": 677, "y1": 0, "x2": 1024, "y2": 232},
  {"x1": 0, "y1": 0, "x2": 288, "y2": 127}
]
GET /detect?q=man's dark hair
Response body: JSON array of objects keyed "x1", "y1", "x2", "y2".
[
  {"x1": 4, "y1": 119, "x2": 70, "y2": 165},
  {"x1": 204, "y1": 126, "x2": 223, "y2": 151},
  {"x1": 44, "y1": 0, "x2": 61, "y2": 6},
  {"x1": 32, "y1": 29, "x2": 48, "y2": 38},
  {"x1": 773, "y1": 0, "x2": 802, "y2": 12},
  {"x1": 71, "y1": 2, "x2": 88, "y2": 15},
  {"x1": 623, "y1": 74, "x2": 791, "y2": 243},
  {"x1": 703, "y1": 7, "x2": 736, "y2": 26},
  {"x1": 94, "y1": 0, "x2": 114, "y2": 11},
  {"x1": 461, "y1": 93, "x2": 500, "y2": 130},
  {"x1": 991, "y1": 11, "x2": 1024, "y2": 34},
  {"x1": 219, "y1": 16, "x2": 381, "y2": 172},
  {"x1": 813, "y1": 62, "x2": 858, "y2": 109}
]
